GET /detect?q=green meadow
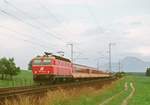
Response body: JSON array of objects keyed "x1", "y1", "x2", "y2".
[
  {"x1": 50, "y1": 75, "x2": 150, "y2": 105},
  {"x1": 0, "y1": 70, "x2": 33, "y2": 88},
  {"x1": 128, "y1": 76, "x2": 150, "y2": 105}
]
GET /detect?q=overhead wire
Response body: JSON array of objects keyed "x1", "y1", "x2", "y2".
[
  {"x1": 0, "y1": 10, "x2": 66, "y2": 53},
  {"x1": 0, "y1": 25, "x2": 58, "y2": 48},
  {"x1": 37, "y1": 0, "x2": 62, "y2": 24},
  {"x1": 0, "y1": 2, "x2": 66, "y2": 44},
  {"x1": 3, "y1": 0, "x2": 67, "y2": 43},
  {"x1": 0, "y1": 6, "x2": 59, "y2": 46},
  {"x1": 0, "y1": 31, "x2": 48, "y2": 50},
  {"x1": 37, "y1": 0, "x2": 75, "y2": 37},
  {"x1": 85, "y1": 0, "x2": 104, "y2": 33}
]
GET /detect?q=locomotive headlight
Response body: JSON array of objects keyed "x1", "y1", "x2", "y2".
[{"x1": 34, "y1": 71, "x2": 37, "y2": 74}]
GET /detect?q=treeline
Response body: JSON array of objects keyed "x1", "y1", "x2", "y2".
[{"x1": 0, "y1": 57, "x2": 21, "y2": 80}]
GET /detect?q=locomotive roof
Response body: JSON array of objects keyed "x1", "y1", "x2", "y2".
[
  {"x1": 34, "y1": 55, "x2": 71, "y2": 62},
  {"x1": 52, "y1": 55, "x2": 71, "y2": 62}
]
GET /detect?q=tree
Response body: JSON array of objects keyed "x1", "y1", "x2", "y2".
[
  {"x1": 0, "y1": 58, "x2": 8, "y2": 79},
  {"x1": 146, "y1": 68, "x2": 150, "y2": 76},
  {"x1": 0, "y1": 57, "x2": 21, "y2": 80},
  {"x1": 0, "y1": 58, "x2": 6, "y2": 80},
  {"x1": 7, "y1": 58, "x2": 21, "y2": 79},
  {"x1": 28, "y1": 60, "x2": 32, "y2": 70}
]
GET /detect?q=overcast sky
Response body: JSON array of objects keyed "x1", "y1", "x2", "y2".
[{"x1": 0, "y1": 0, "x2": 150, "y2": 71}]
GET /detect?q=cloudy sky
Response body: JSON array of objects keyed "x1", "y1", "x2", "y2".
[{"x1": 0, "y1": 0, "x2": 150, "y2": 71}]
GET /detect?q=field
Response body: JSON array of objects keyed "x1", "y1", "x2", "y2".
[
  {"x1": 128, "y1": 76, "x2": 150, "y2": 105},
  {"x1": 0, "y1": 70, "x2": 33, "y2": 88},
  {"x1": 41, "y1": 75, "x2": 149, "y2": 105},
  {"x1": 55, "y1": 75, "x2": 149, "y2": 105},
  {"x1": 2, "y1": 74, "x2": 150, "y2": 105}
]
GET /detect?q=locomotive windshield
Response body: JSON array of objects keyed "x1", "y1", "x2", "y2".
[
  {"x1": 33, "y1": 59, "x2": 41, "y2": 65},
  {"x1": 43, "y1": 59, "x2": 51, "y2": 65},
  {"x1": 33, "y1": 59, "x2": 51, "y2": 65}
]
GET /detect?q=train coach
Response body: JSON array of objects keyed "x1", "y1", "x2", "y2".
[{"x1": 32, "y1": 52, "x2": 111, "y2": 82}]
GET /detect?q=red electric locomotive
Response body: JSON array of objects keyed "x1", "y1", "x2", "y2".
[{"x1": 32, "y1": 52, "x2": 73, "y2": 81}]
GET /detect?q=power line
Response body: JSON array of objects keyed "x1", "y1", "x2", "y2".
[
  {"x1": 37, "y1": 0, "x2": 62, "y2": 24},
  {"x1": 0, "y1": 7, "x2": 64, "y2": 42},
  {"x1": 0, "y1": 31, "x2": 49, "y2": 50},
  {"x1": 85, "y1": 1, "x2": 104, "y2": 33},
  {"x1": 37, "y1": 0, "x2": 75, "y2": 36},
  {"x1": 0, "y1": 25, "x2": 57, "y2": 48},
  {"x1": 3, "y1": 0, "x2": 67, "y2": 43}
]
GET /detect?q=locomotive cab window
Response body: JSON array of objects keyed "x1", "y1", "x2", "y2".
[
  {"x1": 43, "y1": 59, "x2": 51, "y2": 65},
  {"x1": 33, "y1": 59, "x2": 51, "y2": 65},
  {"x1": 33, "y1": 59, "x2": 41, "y2": 65}
]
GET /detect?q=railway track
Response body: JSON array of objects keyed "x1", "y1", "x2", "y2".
[{"x1": 0, "y1": 77, "x2": 116, "y2": 99}]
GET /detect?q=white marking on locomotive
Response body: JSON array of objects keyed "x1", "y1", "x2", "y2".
[{"x1": 40, "y1": 67, "x2": 44, "y2": 71}]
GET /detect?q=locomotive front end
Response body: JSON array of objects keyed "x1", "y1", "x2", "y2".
[{"x1": 32, "y1": 57, "x2": 54, "y2": 81}]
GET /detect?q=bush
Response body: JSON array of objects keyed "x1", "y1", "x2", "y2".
[
  {"x1": 146, "y1": 68, "x2": 150, "y2": 76},
  {"x1": 0, "y1": 57, "x2": 21, "y2": 80},
  {"x1": 115, "y1": 72, "x2": 126, "y2": 78}
]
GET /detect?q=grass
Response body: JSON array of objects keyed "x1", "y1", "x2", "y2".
[
  {"x1": 3, "y1": 75, "x2": 150, "y2": 105},
  {"x1": 128, "y1": 76, "x2": 150, "y2": 105},
  {"x1": 0, "y1": 70, "x2": 33, "y2": 88},
  {"x1": 53, "y1": 78, "x2": 127, "y2": 105},
  {"x1": 4, "y1": 80, "x2": 118, "y2": 105},
  {"x1": 45, "y1": 75, "x2": 150, "y2": 105}
]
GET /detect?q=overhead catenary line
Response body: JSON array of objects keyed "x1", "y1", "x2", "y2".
[
  {"x1": 37, "y1": 0, "x2": 62, "y2": 24},
  {"x1": 85, "y1": 0, "x2": 104, "y2": 33},
  {"x1": 3, "y1": 0, "x2": 67, "y2": 43},
  {"x1": 4, "y1": 0, "x2": 50, "y2": 25},
  {"x1": 0, "y1": 25, "x2": 58, "y2": 48},
  {"x1": 38, "y1": 0, "x2": 75, "y2": 36},
  {"x1": 0, "y1": 7, "x2": 65, "y2": 43},
  {"x1": 0, "y1": 31, "x2": 49, "y2": 50}
]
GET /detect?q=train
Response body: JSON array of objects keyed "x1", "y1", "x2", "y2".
[{"x1": 31, "y1": 52, "x2": 111, "y2": 83}]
